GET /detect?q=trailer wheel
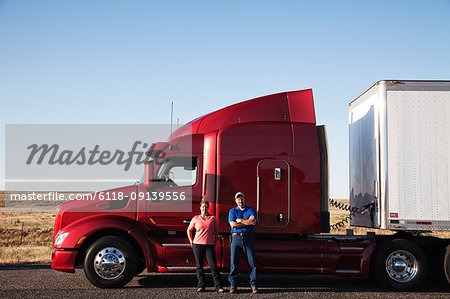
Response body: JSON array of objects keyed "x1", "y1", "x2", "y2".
[
  {"x1": 373, "y1": 239, "x2": 428, "y2": 290},
  {"x1": 445, "y1": 245, "x2": 450, "y2": 284},
  {"x1": 83, "y1": 236, "x2": 137, "y2": 288}
]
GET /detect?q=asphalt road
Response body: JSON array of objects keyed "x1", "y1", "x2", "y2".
[{"x1": 0, "y1": 264, "x2": 448, "y2": 298}]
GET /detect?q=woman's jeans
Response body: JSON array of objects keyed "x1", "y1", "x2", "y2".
[
  {"x1": 192, "y1": 244, "x2": 222, "y2": 289},
  {"x1": 228, "y1": 234, "x2": 257, "y2": 287}
]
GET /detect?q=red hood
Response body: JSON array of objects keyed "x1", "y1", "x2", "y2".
[{"x1": 53, "y1": 185, "x2": 138, "y2": 242}]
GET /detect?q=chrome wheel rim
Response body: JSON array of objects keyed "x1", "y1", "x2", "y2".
[
  {"x1": 93, "y1": 247, "x2": 126, "y2": 280},
  {"x1": 385, "y1": 250, "x2": 418, "y2": 283}
]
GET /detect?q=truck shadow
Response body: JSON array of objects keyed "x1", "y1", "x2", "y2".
[
  {"x1": 136, "y1": 273, "x2": 450, "y2": 293},
  {"x1": 0, "y1": 263, "x2": 51, "y2": 271}
]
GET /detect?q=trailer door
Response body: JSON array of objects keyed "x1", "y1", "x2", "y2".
[
  {"x1": 257, "y1": 160, "x2": 290, "y2": 227},
  {"x1": 349, "y1": 85, "x2": 382, "y2": 228}
]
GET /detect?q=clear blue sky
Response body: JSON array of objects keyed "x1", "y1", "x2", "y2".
[{"x1": 1, "y1": 0, "x2": 449, "y2": 197}]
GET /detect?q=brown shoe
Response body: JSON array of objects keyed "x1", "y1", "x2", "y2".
[
  {"x1": 251, "y1": 286, "x2": 258, "y2": 294},
  {"x1": 197, "y1": 287, "x2": 205, "y2": 292},
  {"x1": 217, "y1": 288, "x2": 224, "y2": 293},
  {"x1": 229, "y1": 286, "x2": 237, "y2": 293}
]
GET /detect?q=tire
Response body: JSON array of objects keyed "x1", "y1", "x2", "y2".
[
  {"x1": 135, "y1": 261, "x2": 147, "y2": 275},
  {"x1": 373, "y1": 239, "x2": 429, "y2": 291},
  {"x1": 83, "y1": 236, "x2": 137, "y2": 288},
  {"x1": 445, "y1": 245, "x2": 450, "y2": 284}
]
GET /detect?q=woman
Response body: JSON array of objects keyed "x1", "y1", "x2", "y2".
[{"x1": 187, "y1": 200, "x2": 223, "y2": 292}]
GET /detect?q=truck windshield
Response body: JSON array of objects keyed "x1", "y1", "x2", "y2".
[{"x1": 154, "y1": 157, "x2": 198, "y2": 187}]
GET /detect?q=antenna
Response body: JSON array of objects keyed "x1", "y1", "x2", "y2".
[{"x1": 170, "y1": 101, "x2": 173, "y2": 144}]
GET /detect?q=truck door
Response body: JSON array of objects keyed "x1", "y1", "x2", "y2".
[
  {"x1": 257, "y1": 160, "x2": 290, "y2": 227},
  {"x1": 144, "y1": 156, "x2": 202, "y2": 231}
]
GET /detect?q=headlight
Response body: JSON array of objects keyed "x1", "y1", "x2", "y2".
[{"x1": 54, "y1": 232, "x2": 69, "y2": 246}]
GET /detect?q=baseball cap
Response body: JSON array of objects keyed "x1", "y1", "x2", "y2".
[{"x1": 235, "y1": 192, "x2": 245, "y2": 199}]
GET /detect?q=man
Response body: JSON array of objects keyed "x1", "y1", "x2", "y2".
[{"x1": 228, "y1": 192, "x2": 257, "y2": 294}]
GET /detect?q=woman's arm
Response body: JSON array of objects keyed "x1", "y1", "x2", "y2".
[
  {"x1": 187, "y1": 218, "x2": 195, "y2": 247},
  {"x1": 214, "y1": 220, "x2": 219, "y2": 244}
]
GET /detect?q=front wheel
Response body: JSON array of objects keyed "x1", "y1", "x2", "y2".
[
  {"x1": 83, "y1": 236, "x2": 137, "y2": 288},
  {"x1": 373, "y1": 239, "x2": 428, "y2": 291}
]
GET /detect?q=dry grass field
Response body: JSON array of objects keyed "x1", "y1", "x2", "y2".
[
  {"x1": 0, "y1": 199, "x2": 54, "y2": 263},
  {"x1": 0, "y1": 191, "x2": 448, "y2": 265},
  {"x1": 0, "y1": 191, "x2": 54, "y2": 264}
]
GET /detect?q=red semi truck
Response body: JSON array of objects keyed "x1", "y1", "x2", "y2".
[{"x1": 51, "y1": 82, "x2": 450, "y2": 290}]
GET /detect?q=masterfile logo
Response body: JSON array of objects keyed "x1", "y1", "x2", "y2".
[
  {"x1": 26, "y1": 141, "x2": 150, "y2": 171},
  {"x1": 6, "y1": 124, "x2": 170, "y2": 192},
  {"x1": 5, "y1": 124, "x2": 193, "y2": 213}
]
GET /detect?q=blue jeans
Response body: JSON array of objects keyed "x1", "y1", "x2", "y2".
[{"x1": 228, "y1": 234, "x2": 257, "y2": 287}]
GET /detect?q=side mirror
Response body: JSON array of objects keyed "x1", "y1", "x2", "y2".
[{"x1": 143, "y1": 161, "x2": 154, "y2": 188}]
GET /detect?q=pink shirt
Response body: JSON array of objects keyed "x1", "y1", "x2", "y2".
[{"x1": 189, "y1": 215, "x2": 218, "y2": 245}]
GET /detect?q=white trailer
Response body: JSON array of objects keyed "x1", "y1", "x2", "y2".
[
  {"x1": 349, "y1": 80, "x2": 450, "y2": 231},
  {"x1": 347, "y1": 80, "x2": 450, "y2": 290}
]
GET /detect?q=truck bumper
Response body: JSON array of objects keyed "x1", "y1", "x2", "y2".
[{"x1": 51, "y1": 249, "x2": 78, "y2": 273}]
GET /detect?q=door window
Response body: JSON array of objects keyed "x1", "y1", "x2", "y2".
[{"x1": 155, "y1": 157, "x2": 198, "y2": 188}]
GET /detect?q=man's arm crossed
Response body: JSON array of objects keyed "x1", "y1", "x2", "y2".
[{"x1": 236, "y1": 215, "x2": 256, "y2": 226}]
